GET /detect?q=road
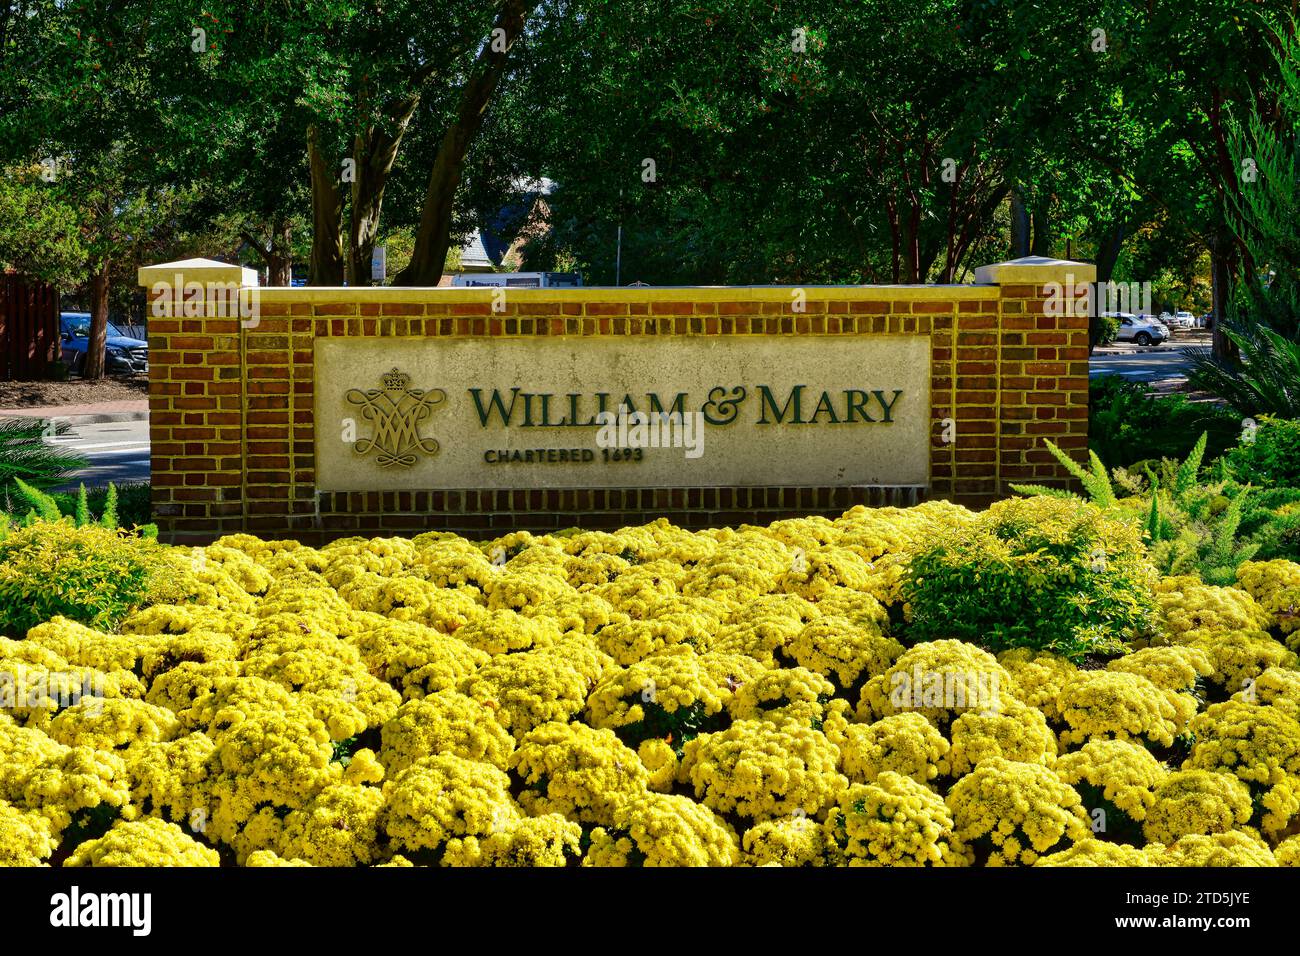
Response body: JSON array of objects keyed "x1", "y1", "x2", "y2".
[
  {"x1": 1089, "y1": 341, "x2": 1198, "y2": 385},
  {"x1": 47, "y1": 418, "x2": 151, "y2": 490}
]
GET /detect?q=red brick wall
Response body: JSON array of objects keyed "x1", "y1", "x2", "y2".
[{"x1": 145, "y1": 279, "x2": 1088, "y2": 543}]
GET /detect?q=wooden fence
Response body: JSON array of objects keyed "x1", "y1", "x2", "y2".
[{"x1": 0, "y1": 273, "x2": 59, "y2": 381}]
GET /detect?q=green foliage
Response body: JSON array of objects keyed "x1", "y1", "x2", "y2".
[
  {"x1": 0, "y1": 171, "x2": 88, "y2": 286},
  {"x1": 3, "y1": 479, "x2": 150, "y2": 533},
  {"x1": 1223, "y1": 416, "x2": 1300, "y2": 487},
  {"x1": 1238, "y1": 487, "x2": 1300, "y2": 562},
  {"x1": 1188, "y1": 320, "x2": 1300, "y2": 417},
  {"x1": 1086, "y1": 376, "x2": 1240, "y2": 469},
  {"x1": 1024, "y1": 431, "x2": 1282, "y2": 586},
  {"x1": 0, "y1": 520, "x2": 166, "y2": 635},
  {"x1": 902, "y1": 496, "x2": 1156, "y2": 661},
  {"x1": 74, "y1": 484, "x2": 90, "y2": 527},
  {"x1": 1010, "y1": 439, "x2": 1116, "y2": 507},
  {"x1": 12, "y1": 477, "x2": 61, "y2": 521},
  {"x1": 100, "y1": 483, "x2": 119, "y2": 529},
  {"x1": 1190, "y1": 19, "x2": 1300, "y2": 416},
  {"x1": 1134, "y1": 458, "x2": 1259, "y2": 585},
  {"x1": 1095, "y1": 313, "x2": 1121, "y2": 347},
  {"x1": 0, "y1": 419, "x2": 86, "y2": 500},
  {"x1": 1219, "y1": 417, "x2": 1300, "y2": 562}
]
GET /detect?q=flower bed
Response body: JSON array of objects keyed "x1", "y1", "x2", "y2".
[{"x1": 2, "y1": 498, "x2": 1300, "y2": 867}]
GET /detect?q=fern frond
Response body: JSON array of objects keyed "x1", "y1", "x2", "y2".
[
  {"x1": 1042, "y1": 439, "x2": 1092, "y2": 484},
  {"x1": 1084, "y1": 450, "x2": 1118, "y2": 507},
  {"x1": 100, "y1": 483, "x2": 119, "y2": 529},
  {"x1": 13, "y1": 478, "x2": 62, "y2": 521},
  {"x1": 1040, "y1": 440, "x2": 1115, "y2": 506},
  {"x1": 1145, "y1": 485, "x2": 1161, "y2": 542},
  {"x1": 74, "y1": 484, "x2": 90, "y2": 527},
  {"x1": 1174, "y1": 433, "x2": 1208, "y2": 496}
]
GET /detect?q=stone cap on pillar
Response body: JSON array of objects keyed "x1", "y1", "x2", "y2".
[
  {"x1": 138, "y1": 258, "x2": 260, "y2": 289},
  {"x1": 973, "y1": 256, "x2": 1097, "y2": 286}
]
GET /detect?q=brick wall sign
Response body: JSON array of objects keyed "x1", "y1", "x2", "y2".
[
  {"x1": 139, "y1": 256, "x2": 1093, "y2": 542},
  {"x1": 314, "y1": 335, "x2": 931, "y2": 492}
]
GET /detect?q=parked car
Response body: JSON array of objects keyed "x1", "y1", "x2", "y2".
[
  {"x1": 1168, "y1": 311, "x2": 1196, "y2": 329},
  {"x1": 1111, "y1": 312, "x2": 1169, "y2": 346},
  {"x1": 60, "y1": 312, "x2": 148, "y2": 375}
]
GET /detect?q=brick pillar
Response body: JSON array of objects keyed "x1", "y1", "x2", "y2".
[
  {"x1": 138, "y1": 259, "x2": 258, "y2": 543},
  {"x1": 974, "y1": 257, "x2": 1094, "y2": 493}
]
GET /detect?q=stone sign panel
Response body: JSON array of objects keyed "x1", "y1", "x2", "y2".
[{"x1": 314, "y1": 335, "x2": 931, "y2": 492}]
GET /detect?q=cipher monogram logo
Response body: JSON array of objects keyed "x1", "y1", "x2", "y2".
[{"x1": 346, "y1": 367, "x2": 446, "y2": 467}]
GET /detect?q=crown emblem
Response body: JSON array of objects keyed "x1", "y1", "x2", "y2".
[{"x1": 381, "y1": 367, "x2": 411, "y2": 390}]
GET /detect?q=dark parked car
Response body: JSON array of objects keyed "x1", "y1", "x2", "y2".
[{"x1": 60, "y1": 313, "x2": 148, "y2": 375}]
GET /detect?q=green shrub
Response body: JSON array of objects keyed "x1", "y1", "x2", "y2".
[
  {"x1": 0, "y1": 519, "x2": 166, "y2": 635},
  {"x1": 1095, "y1": 313, "x2": 1121, "y2": 346},
  {"x1": 902, "y1": 496, "x2": 1158, "y2": 661},
  {"x1": 3, "y1": 479, "x2": 154, "y2": 535},
  {"x1": 1088, "y1": 375, "x2": 1240, "y2": 469},
  {"x1": 1222, "y1": 416, "x2": 1300, "y2": 487},
  {"x1": 1016, "y1": 435, "x2": 1268, "y2": 586},
  {"x1": 0, "y1": 418, "x2": 86, "y2": 499},
  {"x1": 1239, "y1": 487, "x2": 1300, "y2": 562}
]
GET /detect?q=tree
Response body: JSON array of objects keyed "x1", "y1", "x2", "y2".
[
  {"x1": 0, "y1": 168, "x2": 86, "y2": 286},
  {"x1": 397, "y1": 0, "x2": 534, "y2": 285},
  {"x1": 0, "y1": 1, "x2": 190, "y2": 378},
  {"x1": 1109, "y1": 0, "x2": 1289, "y2": 359},
  {"x1": 516, "y1": 0, "x2": 1112, "y2": 285},
  {"x1": 1188, "y1": 18, "x2": 1300, "y2": 416}
]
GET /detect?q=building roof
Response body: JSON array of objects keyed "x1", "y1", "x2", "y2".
[{"x1": 458, "y1": 231, "x2": 495, "y2": 272}]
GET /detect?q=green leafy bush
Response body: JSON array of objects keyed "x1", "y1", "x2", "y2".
[
  {"x1": 1095, "y1": 313, "x2": 1121, "y2": 347},
  {"x1": 1238, "y1": 487, "x2": 1300, "y2": 563},
  {"x1": 1016, "y1": 433, "x2": 1300, "y2": 583},
  {"x1": 1123, "y1": 437, "x2": 1260, "y2": 586},
  {"x1": 1088, "y1": 375, "x2": 1240, "y2": 469},
  {"x1": 1223, "y1": 415, "x2": 1300, "y2": 487},
  {"x1": 3, "y1": 479, "x2": 154, "y2": 535},
  {"x1": 0, "y1": 519, "x2": 166, "y2": 635},
  {"x1": 902, "y1": 496, "x2": 1158, "y2": 661},
  {"x1": 0, "y1": 418, "x2": 86, "y2": 499}
]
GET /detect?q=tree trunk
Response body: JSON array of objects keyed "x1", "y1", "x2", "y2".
[
  {"x1": 83, "y1": 261, "x2": 110, "y2": 380},
  {"x1": 1095, "y1": 223, "x2": 1125, "y2": 283},
  {"x1": 251, "y1": 219, "x2": 295, "y2": 286},
  {"x1": 308, "y1": 125, "x2": 345, "y2": 286},
  {"x1": 1090, "y1": 223, "x2": 1126, "y2": 354},
  {"x1": 349, "y1": 99, "x2": 420, "y2": 286},
  {"x1": 396, "y1": 0, "x2": 531, "y2": 286},
  {"x1": 1010, "y1": 190, "x2": 1031, "y2": 258},
  {"x1": 1210, "y1": 234, "x2": 1236, "y2": 360},
  {"x1": 267, "y1": 221, "x2": 293, "y2": 287},
  {"x1": 1030, "y1": 205, "x2": 1051, "y2": 257}
]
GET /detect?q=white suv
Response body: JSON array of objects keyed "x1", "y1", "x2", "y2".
[{"x1": 1111, "y1": 313, "x2": 1169, "y2": 346}]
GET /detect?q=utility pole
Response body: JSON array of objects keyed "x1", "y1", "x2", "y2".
[{"x1": 615, "y1": 187, "x2": 624, "y2": 286}]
